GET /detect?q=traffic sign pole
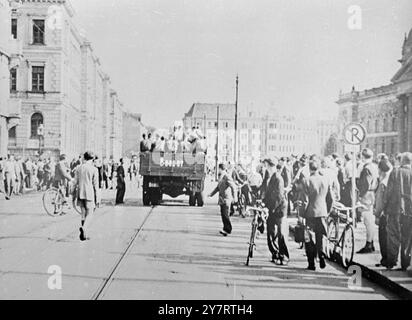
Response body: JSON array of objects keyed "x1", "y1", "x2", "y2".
[{"x1": 343, "y1": 123, "x2": 366, "y2": 228}]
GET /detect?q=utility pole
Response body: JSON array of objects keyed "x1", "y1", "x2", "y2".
[
  {"x1": 215, "y1": 105, "x2": 220, "y2": 181},
  {"x1": 234, "y1": 75, "x2": 239, "y2": 163}
]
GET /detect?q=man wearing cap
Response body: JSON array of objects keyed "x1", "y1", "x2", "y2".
[
  {"x1": 209, "y1": 163, "x2": 237, "y2": 236},
  {"x1": 357, "y1": 148, "x2": 379, "y2": 254},
  {"x1": 262, "y1": 158, "x2": 289, "y2": 264}
]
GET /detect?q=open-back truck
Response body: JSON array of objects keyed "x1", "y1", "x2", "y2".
[{"x1": 139, "y1": 151, "x2": 206, "y2": 206}]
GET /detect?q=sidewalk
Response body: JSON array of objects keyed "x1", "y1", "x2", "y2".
[{"x1": 288, "y1": 216, "x2": 412, "y2": 299}]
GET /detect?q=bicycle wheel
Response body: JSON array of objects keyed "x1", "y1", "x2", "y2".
[
  {"x1": 246, "y1": 222, "x2": 258, "y2": 266},
  {"x1": 341, "y1": 224, "x2": 355, "y2": 268},
  {"x1": 326, "y1": 217, "x2": 339, "y2": 259},
  {"x1": 43, "y1": 188, "x2": 64, "y2": 217}
]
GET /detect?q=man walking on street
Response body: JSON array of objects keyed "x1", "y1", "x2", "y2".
[
  {"x1": 385, "y1": 152, "x2": 412, "y2": 270},
  {"x1": 208, "y1": 163, "x2": 237, "y2": 237},
  {"x1": 73, "y1": 151, "x2": 99, "y2": 241},
  {"x1": 302, "y1": 156, "x2": 332, "y2": 271},
  {"x1": 357, "y1": 148, "x2": 379, "y2": 254},
  {"x1": 262, "y1": 158, "x2": 289, "y2": 265}
]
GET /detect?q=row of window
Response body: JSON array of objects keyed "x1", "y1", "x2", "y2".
[
  {"x1": 268, "y1": 145, "x2": 296, "y2": 153},
  {"x1": 364, "y1": 117, "x2": 397, "y2": 133},
  {"x1": 9, "y1": 66, "x2": 45, "y2": 93},
  {"x1": 11, "y1": 18, "x2": 45, "y2": 45}
]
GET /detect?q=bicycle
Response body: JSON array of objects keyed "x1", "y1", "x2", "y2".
[
  {"x1": 235, "y1": 182, "x2": 249, "y2": 218},
  {"x1": 326, "y1": 202, "x2": 360, "y2": 268},
  {"x1": 42, "y1": 182, "x2": 81, "y2": 217},
  {"x1": 245, "y1": 200, "x2": 269, "y2": 266}
]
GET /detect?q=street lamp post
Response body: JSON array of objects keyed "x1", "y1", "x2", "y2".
[
  {"x1": 234, "y1": 75, "x2": 239, "y2": 163},
  {"x1": 215, "y1": 105, "x2": 220, "y2": 181}
]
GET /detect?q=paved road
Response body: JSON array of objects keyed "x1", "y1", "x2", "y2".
[{"x1": 0, "y1": 180, "x2": 398, "y2": 299}]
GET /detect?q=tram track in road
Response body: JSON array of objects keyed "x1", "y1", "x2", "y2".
[{"x1": 91, "y1": 206, "x2": 156, "y2": 300}]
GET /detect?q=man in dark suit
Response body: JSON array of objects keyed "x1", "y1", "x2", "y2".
[
  {"x1": 140, "y1": 134, "x2": 149, "y2": 152},
  {"x1": 384, "y1": 152, "x2": 412, "y2": 270},
  {"x1": 262, "y1": 158, "x2": 289, "y2": 265},
  {"x1": 115, "y1": 158, "x2": 126, "y2": 205},
  {"x1": 209, "y1": 163, "x2": 237, "y2": 236},
  {"x1": 303, "y1": 156, "x2": 332, "y2": 271}
]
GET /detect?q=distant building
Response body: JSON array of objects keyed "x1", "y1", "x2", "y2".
[
  {"x1": 122, "y1": 111, "x2": 146, "y2": 157},
  {"x1": 337, "y1": 28, "x2": 412, "y2": 156},
  {"x1": 183, "y1": 103, "x2": 335, "y2": 166}
]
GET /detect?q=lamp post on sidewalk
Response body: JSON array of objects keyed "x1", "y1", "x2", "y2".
[
  {"x1": 215, "y1": 105, "x2": 220, "y2": 181},
  {"x1": 234, "y1": 75, "x2": 239, "y2": 163}
]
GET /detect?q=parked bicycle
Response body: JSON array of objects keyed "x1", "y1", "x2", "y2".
[
  {"x1": 326, "y1": 202, "x2": 362, "y2": 268},
  {"x1": 42, "y1": 182, "x2": 80, "y2": 217},
  {"x1": 245, "y1": 200, "x2": 269, "y2": 266}
]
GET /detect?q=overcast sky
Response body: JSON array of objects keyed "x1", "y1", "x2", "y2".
[{"x1": 70, "y1": 0, "x2": 412, "y2": 128}]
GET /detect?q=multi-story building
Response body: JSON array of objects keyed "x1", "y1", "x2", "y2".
[
  {"x1": 109, "y1": 90, "x2": 123, "y2": 161},
  {"x1": 6, "y1": 0, "x2": 125, "y2": 160},
  {"x1": 337, "y1": 28, "x2": 412, "y2": 156},
  {"x1": 122, "y1": 111, "x2": 146, "y2": 157},
  {"x1": 0, "y1": 0, "x2": 22, "y2": 157},
  {"x1": 317, "y1": 119, "x2": 339, "y2": 156},
  {"x1": 183, "y1": 103, "x2": 335, "y2": 166},
  {"x1": 183, "y1": 103, "x2": 237, "y2": 164}
]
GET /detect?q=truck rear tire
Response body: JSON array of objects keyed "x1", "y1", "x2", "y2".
[
  {"x1": 143, "y1": 189, "x2": 150, "y2": 206},
  {"x1": 189, "y1": 194, "x2": 196, "y2": 206},
  {"x1": 195, "y1": 192, "x2": 204, "y2": 207}
]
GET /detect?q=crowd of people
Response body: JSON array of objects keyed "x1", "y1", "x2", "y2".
[
  {"x1": 209, "y1": 149, "x2": 412, "y2": 272},
  {"x1": 139, "y1": 125, "x2": 207, "y2": 154}
]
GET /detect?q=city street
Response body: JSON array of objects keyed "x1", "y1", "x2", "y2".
[{"x1": 0, "y1": 180, "x2": 397, "y2": 300}]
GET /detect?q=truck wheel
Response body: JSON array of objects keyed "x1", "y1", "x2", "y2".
[
  {"x1": 189, "y1": 194, "x2": 196, "y2": 206},
  {"x1": 143, "y1": 189, "x2": 150, "y2": 206},
  {"x1": 195, "y1": 192, "x2": 204, "y2": 207},
  {"x1": 151, "y1": 188, "x2": 161, "y2": 206}
]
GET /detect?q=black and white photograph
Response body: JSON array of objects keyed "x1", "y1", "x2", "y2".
[{"x1": 0, "y1": 0, "x2": 412, "y2": 303}]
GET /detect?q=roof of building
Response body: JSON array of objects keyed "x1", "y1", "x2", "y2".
[{"x1": 184, "y1": 103, "x2": 236, "y2": 119}]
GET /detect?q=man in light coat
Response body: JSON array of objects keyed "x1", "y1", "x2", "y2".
[
  {"x1": 303, "y1": 156, "x2": 332, "y2": 271},
  {"x1": 73, "y1": 151, "x2": 99, "y2": 241}
]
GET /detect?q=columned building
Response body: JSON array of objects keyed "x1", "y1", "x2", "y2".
[
  {"x1": 7, "y1": 0, "x2": 125, "y2": 160},
  {"x1": 337, "y1": 29, "x2": 412, "y2": 156},
  {"x1": 0, "y1": 0, "x2": 22, "y2": 157}
]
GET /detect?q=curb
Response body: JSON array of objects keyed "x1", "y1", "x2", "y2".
[{"x1": 288, "y1": 223, "x2": 412, "y2": 300}]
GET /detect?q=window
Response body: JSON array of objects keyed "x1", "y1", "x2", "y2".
[
  {"x1": 383, "y1": 118, "x2": 387, "y2": 132},
  {"x1": 8, "y1": 127, "x2": 16, "y2": 139},
  {"x1": 32, "y1": 19, "x2": 45, "y2": 45},
  {"x1": 392, "y1": 118, "x2": 397, "y2": 131},
  {"x1": 10, "y1": 68, "x2": 17, "y2": 92},
  {"x1": 11, "y1": 19, "x2": 17, "y2": 39},
  {"x1": 32, "y1": 66, "x2": 45, "y2": 92},
  {"x1": 375, "y1": 119, "x2": 379, "y2": 133},
  {"x1": 31, "y1": 113, "x2": 43, "y2": 138}
]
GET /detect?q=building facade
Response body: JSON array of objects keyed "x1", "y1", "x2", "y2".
[
  {"x1": 122, "y1": 111, "x2": 146, "y2": 157},
  {"x1": 7, "y1": 0, "x2": 125, "y2": 161},
  {"x1": 0, "y1": 0, "x2": 23, "y2": 157},
  {"x1": 183, "y1": 103, "x2": 336, "y2": 166},
  {"x1": 337, "y1": 29, "x2": 412, "y2": 156}
]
